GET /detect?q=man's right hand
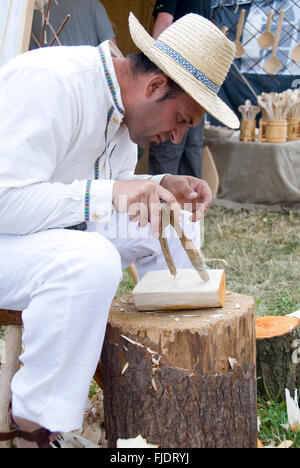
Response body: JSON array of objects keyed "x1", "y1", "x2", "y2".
[{"x1": 112, "y1": 179, "x2": 182, "y2": 238}]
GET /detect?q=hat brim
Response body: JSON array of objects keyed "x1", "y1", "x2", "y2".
[{"x1": 129, "y1": 13, "x2": 240, "y2": 130}]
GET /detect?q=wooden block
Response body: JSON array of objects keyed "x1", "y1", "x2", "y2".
[{"x1": 133, "y1": 269, "x2": 225, "y2": 311}]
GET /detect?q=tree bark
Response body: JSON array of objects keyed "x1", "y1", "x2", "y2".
[
  {"x1": 101, "y1": 293, "x2": 257, "y2": 448},
  {"x1": 256, "y1": 318, "x2": 300, "y2": 400}
]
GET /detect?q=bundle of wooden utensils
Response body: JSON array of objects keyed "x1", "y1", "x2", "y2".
[
  {"x1": 238, "y1": 100, "x2": 261, "y2": 142},
  {"x1": 257, "y1": 89, "x2": 300, "y2": 143}
]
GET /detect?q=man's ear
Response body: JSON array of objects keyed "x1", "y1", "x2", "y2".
[{"x1": 144, "y1": 74, "x2": 169, "y2": 100}]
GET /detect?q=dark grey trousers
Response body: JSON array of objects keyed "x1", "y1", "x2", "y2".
[{"x1": 149, "y1": 120, "x2": 204, "y2": 178}]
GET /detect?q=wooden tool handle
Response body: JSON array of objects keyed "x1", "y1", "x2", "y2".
[
  {"x1": 236, "y1": 9, "x2": 246, "y2": 42},
  {"x1": 266, "y1": 10, "x2": 274, "y2": 32},
  {"x1": 272, "y1": 9, "x2": 284, "y2": 56},
  {"x1": 159, "y1": 202, "x2": 209, "y2": 281},
  {"x1": 169, "y1": 212, "x2": 209, "y2": 282},
  {"x1": 179, "y1": 231, "x2": 210, "y2": 282},
  {"x1": 159, "y1": 235, "x2": 177, "y2": 277}
]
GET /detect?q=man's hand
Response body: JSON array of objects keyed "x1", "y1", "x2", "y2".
[
  {"x1": 112, "y1": 179, "x2": 182, "y2": 237},
  {"x1": 160, "y1": 175, "x2": 212, "y2": 221}
]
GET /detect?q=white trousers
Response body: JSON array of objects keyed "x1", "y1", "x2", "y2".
[{"x1": 0, "y1": 212, "x2": 200, "y2": 432}]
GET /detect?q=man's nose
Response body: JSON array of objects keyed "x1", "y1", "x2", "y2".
[{"x1": 171, "y1": 125, "x2": 189, "y2": 144}]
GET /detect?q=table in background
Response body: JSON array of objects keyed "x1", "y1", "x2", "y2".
[{"x1": 204, "y1": 135, "x2": 300, "y2": 213}]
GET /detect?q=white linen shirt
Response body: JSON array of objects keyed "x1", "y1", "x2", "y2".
[{"x1": 0, "y1": 41, "x2": 163, "y2": 234}]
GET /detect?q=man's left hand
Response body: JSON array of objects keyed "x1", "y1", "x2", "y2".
[{"x1": 160, "y1": 175, "x2": 212, "y2": 221}]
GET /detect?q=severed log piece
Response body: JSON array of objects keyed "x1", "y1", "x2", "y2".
[
  {"x1": 101, "y1": 293, "x2": 257, "y2": 448},
  {"x1": 256, "y1": 315, "x2": 300, "y2": 400}
]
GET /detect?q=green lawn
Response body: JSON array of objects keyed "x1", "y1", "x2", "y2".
[{"x1": 201, "y1": 207, "x2": 299, "y2": 317}]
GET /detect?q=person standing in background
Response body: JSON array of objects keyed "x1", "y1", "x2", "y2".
[
  {"x1": 149, "y1": 0, "x2": 212, "y2": 178},
  {"x1": 30, "y1": 0, "x2": 115, "y2": 49}
]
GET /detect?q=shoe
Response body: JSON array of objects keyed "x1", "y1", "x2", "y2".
[{"x1": 0, "y1": 410, "x2": 60, "y2": 448}]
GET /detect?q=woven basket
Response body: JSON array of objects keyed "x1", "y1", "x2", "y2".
[{"x1": 102, "y1": 0, "x2": 156, "y2": 55}]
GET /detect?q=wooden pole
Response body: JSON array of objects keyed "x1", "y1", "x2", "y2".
[
  {"x1": 101, "y1": 293, "x2": 257, "y2": 448},
  {"x1": 19, "y1": 0, "x2": 36, "y2": 54},
  {"x1": 0, "y1": 326, "x2": 22, "y2": 448}
]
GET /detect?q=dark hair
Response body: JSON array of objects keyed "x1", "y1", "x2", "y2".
[{"x1": 127, "y1": 52, "x2": 183, "y2": 101}]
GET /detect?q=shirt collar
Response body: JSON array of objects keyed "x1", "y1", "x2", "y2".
[{"x1": 98, "y1": 41, "x2": 125, "y2": 119}]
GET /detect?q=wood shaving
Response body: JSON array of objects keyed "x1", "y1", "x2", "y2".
[
  {"x1": 151, "y1": 377, "x2": 158, "y2": 392},
  {"x1": 121, "y1": 362, "x2": 129, "y2": 375},
  {"x1": 121, "y1": 335, "x2": 144, "y2": 348},
  {"x1": 276, "y1": 440, "x2": 293, "y2": 449},
  {"x1": 228, "y1": 357, "x2": 238, "y2": 369}
]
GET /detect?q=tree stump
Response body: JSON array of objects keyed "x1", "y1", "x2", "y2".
[
  {"x1": 256, "y1": 315, "x2": 300, "y2": 400},
  {"x1": 101, "y1": 293, "x2": 257, "y2": 448}
]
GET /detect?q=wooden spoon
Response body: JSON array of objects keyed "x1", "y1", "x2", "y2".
[
  {"x1": 264, "y1": 9, "x2": 284, "y2": 75},
  {"x1": 291, "y1": 43, "x2": 300, "y2": 63},
  {"x1": 257, "y1": 10, "x2": 274, "y2": 50},
  {"x1": 235, "y1": 9, "x2": 246, "y2": 59},
  {"x1": 273, "y1": 93, "x2": 285, "y2": 120}
]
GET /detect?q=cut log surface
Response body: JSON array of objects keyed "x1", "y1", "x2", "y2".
[
  {"x1": 133, "y1": 269, "x2": 226, "y2": 311},
  {"x1": 101, "y1": 293, "x2": 257, "y2": 448},
  {"x1": 256, "y1": 316, "x2": 300, "y2": 400}
]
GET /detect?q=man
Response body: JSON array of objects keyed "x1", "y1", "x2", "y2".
[
  {"x1": 30, "y1": 0, "x2": 115, "y2": 48},
  {"x1": 149, "y1": 0, "x2": 212, "y2": 178},
  {"x1": 0, "y1": 13, "x2": 239, "y2": 447}
]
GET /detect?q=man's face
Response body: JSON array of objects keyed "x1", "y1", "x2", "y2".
[{"x1": 123, "y1": 81, "x2": 205, "y2": 148}]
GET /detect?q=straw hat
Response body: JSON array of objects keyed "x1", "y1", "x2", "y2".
[{"x1": 129, "y1": 13, "x2": 240, "y2": 129}]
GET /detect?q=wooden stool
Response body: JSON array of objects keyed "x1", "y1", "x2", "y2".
[
  {"x1": 0, "y1": 311, "x2": 23, "y2": 448},
  {"x1": 0, "y1": 308, "x2": 103, "y2": 448},
  {"x1": 101, "y1": 293, "x2": 257, "y2": 448}
]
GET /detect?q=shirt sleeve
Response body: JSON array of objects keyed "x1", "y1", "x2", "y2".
[
  {"x1": 153, "y1": 0, "x2": 178, "y2": 19},
  {"x1": 0, "y1": 64, "x2": 114, "y2": 235}
]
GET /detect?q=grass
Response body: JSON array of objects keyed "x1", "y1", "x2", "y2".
[
  {"x1": 201, "y1": 207, "x2": 300, "y2": 317},
  {"x1": 257, "y1": 396, "x2": 300, "y2": 448}
]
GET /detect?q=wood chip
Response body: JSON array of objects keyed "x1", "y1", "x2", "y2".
[
  {"x1": 291, "y1": 423, "x2": 300, "y2": 433},
  {"x1": 276, "y1": 440, "x2": 293, "y2": 449},
  {"x1": 121, "y1": 362, "x2": 129, "y2": 375},
  {"x1": 121, "y1": 335, "x2": 144, "y2": 348},
  {"x1": 151, "y1": 377, "x2": 157, "y2": 392},
  {"x1": 228, "y1": 357, "x2": 238, "y2": 369}
]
